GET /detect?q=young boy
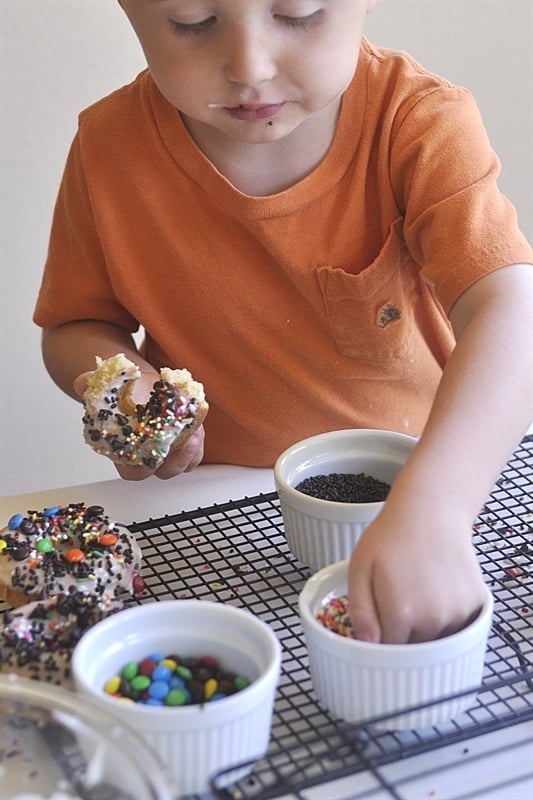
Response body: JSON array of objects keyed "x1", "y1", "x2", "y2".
[{"x1": 34, "y1": 1, "x2": 532, "y2": 644}]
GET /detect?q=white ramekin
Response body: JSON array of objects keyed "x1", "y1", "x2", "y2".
[
  {"x1": 72, "y1": 599, "x2": 281, "y2": 795},
  {"x1": 299, "y1": 560, "x2": 494, "y2": 730},
  {"x1": 274, "y1": 428, "x2": 417, "y2": 572}
]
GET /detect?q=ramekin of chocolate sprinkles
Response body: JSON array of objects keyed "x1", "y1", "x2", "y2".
[
  {"x1": 72, "y1": 599, "x2": 281, "y2": 795},
  {"x1": 274, "y1": 428, "x2": 417, "y2": 571}
]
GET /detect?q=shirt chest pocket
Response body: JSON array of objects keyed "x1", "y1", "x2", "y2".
[{"x1": 316, "y1": 219, "x2": 416, "y2": 363}]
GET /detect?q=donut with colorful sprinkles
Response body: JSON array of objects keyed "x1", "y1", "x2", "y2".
[
  {"x1": 81, "y1": 353, "x2": 209, "y2": 469},
  {"x1": 0, "y1": 502, "x2": 144, "y2": 607},
  {"x1": 0, "y1": 589, "x2": 122, "y2": 686}
]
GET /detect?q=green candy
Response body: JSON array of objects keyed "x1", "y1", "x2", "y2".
[
  {"x1": 166, "y1": 688, "x2": 188, "y2": 706},
  {"x1": 122, "y1": 661, "x2": 139, "y2": 681},
  {"x1": 35, "y1": 538, "x2": 54, "y2": 553},
  {"x1": 175, "y1": 665, "x2": 193, "y2": 681},
  {"x1": 130, "y1": 674, "x2": 151, "y2": 692}
]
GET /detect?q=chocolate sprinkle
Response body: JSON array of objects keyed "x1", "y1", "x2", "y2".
[{"x1": 295, "y1": 472, "x2": 391, "y2": 503}]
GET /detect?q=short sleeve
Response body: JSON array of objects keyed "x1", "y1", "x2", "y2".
[
  {"x1": 390, "y1": 87, "x2": 532, "y2": 313},
  {"x1": 33, "y1": 131, "x2": 139, "y2": 332}
]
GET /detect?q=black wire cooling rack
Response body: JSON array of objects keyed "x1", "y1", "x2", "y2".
[{"x1": 125, "y1": 436, "x2": 533, "y2": 800}]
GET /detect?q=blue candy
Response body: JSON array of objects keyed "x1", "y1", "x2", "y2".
[
  {"x1": 8, "y1": 513, "x2": 24, "y2": 530},
  {"x1": 152, "y1": 665, "x2": 172, "y2": 683},
  {"x1": 43, "y1": 506, "x2": 60, "y2": 517},
  {"x1": 147, "y1": 652, "x2": 165, "y2": 663},
  {"x1": 148, "y1": 680, "x2": 170, "y2": 700}
]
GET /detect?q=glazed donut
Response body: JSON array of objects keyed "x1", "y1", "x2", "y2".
[
  {"x1": 0, "y1": 590, "x2": 122, "y2": 686},
  {"x1": 81, "y1": 353, "x2": 209, "y2": 469},
  {"x1": 0, "y1": 502, "x2": 144, "y2": 608}
]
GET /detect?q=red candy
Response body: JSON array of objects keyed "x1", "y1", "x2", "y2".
[{"x1": 138, "y1": 658, "x2": 157, "y2": 677}]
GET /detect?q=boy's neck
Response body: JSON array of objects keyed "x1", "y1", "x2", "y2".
[{"x1": 181, "y1": 100, "x2": 342, "y2": 197}]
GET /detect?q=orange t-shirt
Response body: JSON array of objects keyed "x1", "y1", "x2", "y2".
[{"x1": 34, "y1": 39, "x2": 533, "y2": 466}]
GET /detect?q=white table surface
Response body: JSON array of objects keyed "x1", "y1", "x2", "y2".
[
  {"x1": 1, "y1": 464, "x2": 531, "y2": 800},
  {"x1": 0, "y1": 464, "x2": 276, "y2": 524}
]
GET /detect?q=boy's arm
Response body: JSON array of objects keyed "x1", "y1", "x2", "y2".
[
  {"x1": 41, "y1": 320, "x2": 205, "y2": 479},
  {"x1": 42, "y1": 320, "x2": 156, "y2": 400},
  {"x1": 348, "y1": 262, "x2": 533, "y2": 643}
]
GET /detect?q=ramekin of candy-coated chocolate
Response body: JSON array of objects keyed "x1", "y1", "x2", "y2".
[{"x1": 72, "y1": 599, "x2": 281, "y2": 796}]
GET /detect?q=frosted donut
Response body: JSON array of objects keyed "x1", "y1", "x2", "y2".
[
  {"x1": 0, "y1": 502, "x2": 144, "y2": 607},
  {"x1": 0, "y1": 590, "x2": 122, "y2": 686},
  {"x1": 81, "y1": 353, "x2": 209, "y2": 469}
]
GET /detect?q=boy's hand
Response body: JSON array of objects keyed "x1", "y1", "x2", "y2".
[
  {"x1": 115, "y1": 426, "x2": 205, "y2": 480},
  {"x1": 347, "y1": 500, "x2": 486, "y2": 644},
  {"x1": 74, "y1": 370, "x2": 205, "y2": 481}
]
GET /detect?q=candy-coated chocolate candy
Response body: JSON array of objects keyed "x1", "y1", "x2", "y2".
[
  {"x1": 8, "y1": 513, "x2": 24, "y2": 530},
  {"x1": 98, "y1": 533, "x2": 118, "y2": 547},
  {"x1": 104, "y1": 652, "x2": 251, "y2": 708},
  {"x1": 43, "y1": 506, "x2": 60, "y2": 517},
  {"x1": 152, "y1": 664, "x2": 172, "y2": 683},
  {"x1": 132, "y1": 574, "x2": 146, "y2": 595},
  {"x1": 131, "y1": 675, "x2": 151, "y2": 692},
  {"x1": 148, "y1": 680, "x2": 169, "y2": 700},
  {"x1": 35, "y1": 538, "x2": 54, "y2": 554},
  {"x1": 122, "y1": 661, "x2": 139, "y2": 681},
  {"x1": 159, "y1": 658, "x2": 177, "y2": 671},
  {"x1": 176, "y1": 664, "x2": 193, "y2": 681},
  {"x1": 138, "y1": 658, "x2": 157, "y2": 677},
  {"x1": 65, "y1": 548, "x2": 85, "y2": 563},
  {"x1": 204, "y1": 677, "x2": 218, "y2": 701},
  {"x1": 104, "y1": 676, "x2": 121, "y2": 695},
  {"x1": 166, "y1": 688, "x2": 188, "y2": 706}
]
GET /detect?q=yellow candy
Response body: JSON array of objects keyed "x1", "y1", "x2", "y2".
[
  {"x1": 159, "y1": 658, "x2": 177, "y2": 671},
  {"x1": 204, "y1": 677, "x2": 218, "y2": 701},
  {"x1": 104, "y1": 675, "x2": 121, "y2": 695}
]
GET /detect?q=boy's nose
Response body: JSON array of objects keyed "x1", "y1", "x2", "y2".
[{"x1": 223, "y1": 29, "x2": 277, "y2": 87}]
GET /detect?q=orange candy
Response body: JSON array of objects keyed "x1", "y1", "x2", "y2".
[
  {"x1": 65, "y1": 548, "x2": 85, "y2": 563},
  {"x1": 98, "y1": 533, "x2": 118, "y2": 547}
]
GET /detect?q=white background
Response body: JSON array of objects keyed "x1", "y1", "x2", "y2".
[{"x1": 1, "y1": 0, "x2": 531, "y2": 496}]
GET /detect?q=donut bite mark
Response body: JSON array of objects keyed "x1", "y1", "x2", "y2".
[{"x1": 82, "y1": 353, "x2": 209, "y2": 469}]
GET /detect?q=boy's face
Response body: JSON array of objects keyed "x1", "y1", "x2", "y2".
[{"x1": 118, "y1": 0, "x2": 376, "y2": 145}]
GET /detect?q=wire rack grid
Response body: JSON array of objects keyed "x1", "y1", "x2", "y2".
[{"x1": 125, "y1": 436, "x2": 533, "y2": 800}]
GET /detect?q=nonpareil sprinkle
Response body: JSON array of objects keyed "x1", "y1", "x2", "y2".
[
  {"x1": 316, "y1": 596, "x2": 355, "y2": 638},
  {"x1": 104, "y1": 653, "x2": 250, "y2": 706},
  {"x1": 295, "y1": 472, "x2": 390, "y2": 503}
]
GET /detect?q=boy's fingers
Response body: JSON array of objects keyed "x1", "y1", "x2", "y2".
[
  {"x1": 73, "y1": 371, "x2": 93, "y2": 399},
  {"x1": 347, "y1": 556, "x2": 382, "y2": 643},
  {"x1": 155, "y1": 426, "x2": 205, "y2": 480},
  {"x1": 113, "y1": 428, "x2": 205, "y2": 481},
  {"x1": 114, "y1": 463, "x2": 155, "y2": 481}
]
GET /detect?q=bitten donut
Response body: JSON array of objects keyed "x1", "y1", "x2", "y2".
[
  {"x1": 0, "y1": 590, "x2": 122, "y2": 686},
  {"x1": 81, "y1": 353, "x2": 209, "y2": 469},
  {"x1": 0, "y1": 502, "x2": 144, "y2": 608}
]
